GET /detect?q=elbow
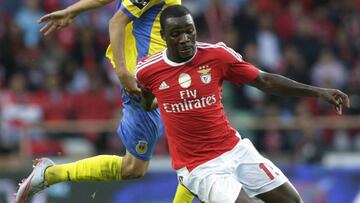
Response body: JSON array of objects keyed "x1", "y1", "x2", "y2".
[
  {"x1": 253, "y1": 77, "x2": 273, "y2": 92},
  {"x1": 257, "y1": 73, "x2": 276, "y2": 92},
  {"x1": 260, "y1": 81, "x2": 274, "y2": 92}
]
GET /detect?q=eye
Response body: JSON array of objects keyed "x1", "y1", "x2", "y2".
[
  {"x1": 187, "y1": 28, "x2": 194, "y2": 34},
  {"x1": 171, "y1": 32, "x2": 179, "y2": 37}
]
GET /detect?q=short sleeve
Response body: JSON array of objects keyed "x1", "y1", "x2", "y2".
[
  {"x1": 218, "y1": 43, "x2": 259, "y2": 85},
  {"x1": 135, "y1": 60, "x2": 151, "y2": 90}
]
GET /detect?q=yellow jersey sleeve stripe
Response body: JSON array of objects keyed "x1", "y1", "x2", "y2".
[
  {"x1": 106, "y1": 0, "x2": 181, "y2": 74},
  {"x1": 132, "y1": 2, "x2": 165, "y2": 62},
  {"x1": 120, "y1": 5, "x2": 137, "y2": 20},
  {"x1": 120, "y1": 0, "x2": 153, "y2": 19},
  {"x1": 120, "y1": 0, "x2": 141, "y2": 18},
  {"x1": 106, "y1": 21, "x2": 139, "y2": 74}
]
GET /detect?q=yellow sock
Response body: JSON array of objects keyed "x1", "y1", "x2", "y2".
[
  {"x1": 45, "y1": 155, "x2": 122, "y2": 185},
  {"x1": 173, "y1": 183, "x2": 194, "y2": 203}
]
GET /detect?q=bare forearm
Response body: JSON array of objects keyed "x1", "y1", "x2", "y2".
[
  {"x1": 141, "y1": 99, "x2": 158, "y2": 111},
  {"x1": 141, "y1": 90, "x2": 156, "y2": 111},
  {"x1": 109, "y1": 10, "x2": 130, "y2": 77},
  {"x1": 67, "y1": 0, "x2": 113, "y2": 17},
  {"x1": 252, "y1": 72, "x2": 323, "y2": 98}
]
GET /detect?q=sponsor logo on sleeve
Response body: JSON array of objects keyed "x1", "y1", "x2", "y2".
[{"x1": 130, "y1": 0, "x2": 150, "y2": 9}]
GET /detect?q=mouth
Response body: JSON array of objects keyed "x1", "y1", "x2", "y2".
[{"x1": 179, "y1": 46, "x2": 193, "y2": 54}]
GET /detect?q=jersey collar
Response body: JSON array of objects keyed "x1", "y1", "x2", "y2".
[{"x1": 163, "y1": 47, "x2": 198, "y2": 67}]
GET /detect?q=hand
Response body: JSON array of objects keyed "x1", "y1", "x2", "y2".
[
  {"x1": 38, "y1": 9, "x2": 74, "y2": 36},
  {"x1": 118, "y1": 71, "x2": 141, "y2": 98},
  {"x1": 318, "y1": 88, "x2": 350, "y2": 115}
]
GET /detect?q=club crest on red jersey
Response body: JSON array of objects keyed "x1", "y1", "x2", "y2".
[
  {"x1": 197, "y1": 65, "x2": 211, "y2": 84},
  {"x1": 135, "y1": 140, "x2": 148, "y2": 154},
  {"x1": 178, "y1": 73, "x2": 191, "y2": 88}
]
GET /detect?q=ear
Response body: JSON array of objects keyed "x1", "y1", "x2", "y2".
[{"x1": 160, "y1": 29, "x2": 166, "y2": 41}]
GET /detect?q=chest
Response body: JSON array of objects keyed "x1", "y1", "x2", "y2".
[{"x1": 151, "y1": 62, "x2": 222, "y2": 103}]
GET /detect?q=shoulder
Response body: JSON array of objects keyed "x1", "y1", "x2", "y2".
[
  {"x1": 120, "y1": 0, "x2": 156, "y2": 19},
  {"x1": 164, "y1": 0, "x2": 181, "y2": 6},
  {"x1": 123, "y1": 0, "x2": 152, "y2": 10},
  {"x1": 196, "y1": 42, "x2": 243, "y2": 60},
  {"x1": 135, "y1": 51, "x2": 164, "y2": 79}
]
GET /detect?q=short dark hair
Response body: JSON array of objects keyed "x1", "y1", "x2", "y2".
[{"x1": 160, "y1": 5, "x2": 191, "y2": 30}]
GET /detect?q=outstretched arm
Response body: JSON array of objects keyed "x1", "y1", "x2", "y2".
[
  {"x1": 109, "y1": 9, "x2": 141, "y2": 98},
  {"x1": 249, "y1": 71, "x2": 350, "y2": 114},
  {"x1": 38, "y1": 0, "x2": 114, "y2": 35}
]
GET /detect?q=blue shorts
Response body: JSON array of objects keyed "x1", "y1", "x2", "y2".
[{"x1": 117, "y1": 88, "x2": 164, "y2": 160}]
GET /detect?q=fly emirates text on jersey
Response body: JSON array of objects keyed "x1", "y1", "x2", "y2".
[{"x1": 162, "y1": 89, "x2": 216, "y2": 113}]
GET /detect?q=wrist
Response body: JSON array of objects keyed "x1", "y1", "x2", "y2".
[
  {"x1": 64, "y1": 8, "x2": 77, "y2": 19},
  {"x1": 316, "y1": 88, "x2": 326, "y2": 98},
  {"x1": 116, "y1": 69, "x2": 131, "y2": 78}
]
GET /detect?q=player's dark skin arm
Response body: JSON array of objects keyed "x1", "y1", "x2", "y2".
[
  {"x1": 249, "y1": 71, "x2": 350, "y2": 114},
  {"x1": 140, "y1": 88, "x2": 158, "y2": 111}
]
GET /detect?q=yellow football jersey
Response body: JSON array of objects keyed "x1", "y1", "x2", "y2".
[{"x1": 106, "y1": 0, "x2": 181, "y2": 74}]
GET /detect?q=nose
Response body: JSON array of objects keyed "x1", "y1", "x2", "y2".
[{"x1": 179, "y1": 33, "x2": 189, "y2": 43}]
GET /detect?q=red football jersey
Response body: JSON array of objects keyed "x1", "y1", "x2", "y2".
[{"x1": 135, "y1": 42, "x2": 259, "y2": 171}]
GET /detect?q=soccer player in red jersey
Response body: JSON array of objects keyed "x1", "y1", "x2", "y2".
[
  {"x1": 135, "y1": 5, "x2": 350, "y2": 203},
  {"x1": 15, "y1": 1, "x2": 197, "y2": 203}
]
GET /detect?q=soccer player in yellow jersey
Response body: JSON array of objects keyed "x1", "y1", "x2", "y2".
[{"x1": 14, "y1": 0, "x2": 194, "y2": 202}]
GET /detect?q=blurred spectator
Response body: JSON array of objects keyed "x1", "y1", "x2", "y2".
[
  {"x1": 256, "y1": 14, "x2": 282, "y2": 71},
  {"x1": 292, "y1": 16, "x2": 321, "y2": 66},
  {"x1": 40, "y1": 73, "x2": 73, "y2": 121},
  {"x1": 233, "y1": 1, "x2": 259, "y2": 50},
  {"x1": 0, "y1": 73, "x2": 42, "y2": 154},
  {"x1": 312, "y1": 6, "x2": 336, "y2": 44},
  {"x1": 311, "y1": 47, "x2": 348, "y2": 89},
  {"x1": 333, "y1": 130, "x2": 351, "y2": 151},
  {"x1": 39, "y1": 38, "x2": 66, "y2": 76},
  {"x1": 55, "y1": 24, "x2": 77, "y2": 52},
  {"x1": 72, "y1": 70, "x2": 118, "y2": 153},
  {"x1": 71, "y1": 26, "x2": 104, "y2": 69},
  {"x1": 293, "y1": 100, "x2": 324, "y2": 163},
  {"x1": 60, "y1": 61, "x2": 89, "y2": 94},
  {"x1": 27, "y1": 73, "x2": 73, "y2": 156},
  {"x1": 262, "y1": 104, "x2": 282, "y2": 153},
  {"x1": 280, "y1": 44, "x2": 310, "y2": 84},
  {"x1": 42, "y1": 0, "x2": 61, "y2": 13},
  {"x1": 346, "y1": 57, "x2": 360, "y2": 114},
  {"x1": 15, "y1": 0, "x2": 44, "y2": 48},
  {"x1": 243, "y1": 43, "x2": 259, "y2": 65},
  {"x1": 274, "y1": 1, "x2": 303, "y2": 42},
  {"x1": 203, "y1": 0, "x2": 234, "y2": 43},
  {"x1": 0, "y1": 20, "x2": 26, "y2": 83}
]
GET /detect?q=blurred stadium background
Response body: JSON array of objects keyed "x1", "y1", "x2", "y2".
[{"x1": 0, "y1": 0, "x2": 359, "y2": 202}]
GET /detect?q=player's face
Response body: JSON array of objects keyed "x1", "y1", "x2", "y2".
[{"x1": 162, "y1": 14, "x2": 196, "y2": 62}]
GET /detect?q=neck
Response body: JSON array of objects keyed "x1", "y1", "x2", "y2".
[
  {"x1": 166, "y1": 50, "x2": 194, "y2": 63},
  {"x1": 166, "y1": 51, "x2": 182, "y2": 63}
]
